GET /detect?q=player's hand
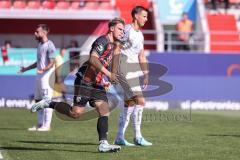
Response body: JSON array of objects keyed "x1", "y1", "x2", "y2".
[
  {"x1": 103, "y1": 82, "x2": 111, "y2": 91},
  {"x1": 37, "y1": 70, "x2": 44, "y2": 74},
  {"x1": 110, "y1": 73, "x2": 119, "y2": 84},
  {"x1": 142, "y1": 74, "x2": 149, "y2": 90},
  {"x1": 18, "y1": 66, "x2": 26, "y2": 74},
  {"x1": 37, "y1": 70, "x2": 43, "y2": 74}
]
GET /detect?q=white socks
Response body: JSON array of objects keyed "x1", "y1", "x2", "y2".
[
  {"x1": 116, "y1": 106, "x2": 134, "y2": 140},
  {"x1": 37, "y1": 109, "x2": 44, "y2": 128},
  {"x1": 37, "y1": 108, "x2": 53, "y2": 128},
  {"x1": 116, "y1": 105, "x2": 144, "y2": 140},
  {"x1": 44, "y1": 108, "x2": 53, "y2": 128},
  {"x1": 132, "y1": 105, "x2": 143, "y2": 139}
]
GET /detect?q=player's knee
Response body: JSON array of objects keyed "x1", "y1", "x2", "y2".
[
  {"x1": 98, "y1": 107, "x2": 110, "y2": 117},
  {"x1": 124, "y1": 99, "x2": 136, "y2": 106},
  {"x1": 100, "y1": 112, "x2": 110, "y2": 117},
  {"x1": 71, "y1": 107, "x2": 84, "y2": 118},
  {"x1": 135, "y1": 96, "x2": 145, "y2": 106},
  {"x1": 108, "y1": 96, "x2": 119, "y2": 110}
]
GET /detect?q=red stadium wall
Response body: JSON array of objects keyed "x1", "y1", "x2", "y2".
[{"x1": 0, "y1": 19, "x2": 108, "y2": 35}]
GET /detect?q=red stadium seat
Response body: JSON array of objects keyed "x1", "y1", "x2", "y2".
[
  {"x1": 229, "y1": 0, "x2": 240, "y2": 4},
  {"x1": 27, "y1": 0, "x2": 41, "y2": 9},
  {"x1": 84, "y1": 2, "x2": 98, "y2": 10},
  {"x1": 71, "y1": 0, "x2": 87, "y2": 9},
  {"x1": 0, "y1": 0, "x2": 11, "y2": 9},
  {"x1": 70, "y1": 1, "x2": 80, "y2": 9},
  {"x1": 13, "y1": 0, "x2": 27, "y2": 9},
  {"x1": 100, "y1": 0, "x2": 112, "y2": 3},
  {"x1": 99, "y1": 2, "x2": 113, "y2": 10},
  {"x1": 42, "y1": 0, "x2": 55, "y2": 9},
  {"x1": 56, "y1": 1, "x2": 70, "y2": 10},
  {"x1": 88, "y1": 0, "x2": 99, "y2": 2}
]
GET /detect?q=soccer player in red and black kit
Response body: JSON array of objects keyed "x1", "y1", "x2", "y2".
[{"x1": 31, "y1": 18, "x2": 125, "y2": 152}]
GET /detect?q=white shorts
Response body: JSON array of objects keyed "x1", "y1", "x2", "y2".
[
  {"x1": 34, "y1": 69, "x2": 55, "y2": 100},
  {"x1": 119, "y1": 54, "x2": 143, "y2": 99}
]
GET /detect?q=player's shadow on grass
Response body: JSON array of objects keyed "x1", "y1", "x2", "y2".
[
  {"x1": 17, "y1": 140, "x2": 97, "y2": 146},
  {"x1": 0, "y1": 146, "x2": 99, "y2": 154},
  {"x1": 0, "y1": 127, "x2": 26, "y2": 131},
  {"x1": 207, "y1": 134, "x2": 240, "y2": 138}
]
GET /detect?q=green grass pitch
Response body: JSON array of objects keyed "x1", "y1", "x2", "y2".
[{"x1": 0, "y1": 108, "x2": 240, "y2": 160}]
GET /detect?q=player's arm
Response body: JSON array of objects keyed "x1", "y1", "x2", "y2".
[
  {"x1": 111, "y1": 41, "x2": 122, "y2": 74},
  {"x1": 139, "y1": 49, "x2": 149, "y2": 76},
  {"x1": 19, "y1": 61, "x2": 37, "y2": 73},
  {"x1": 55, "y1": 58, "x2": 62, "y2": 83},
  {"x1": 89, "y1": 51, "x2": 117, "y2": 83},
  {"x1": 138, "y1": 49, "x2": 149, "y2": 89},
  {"x1": 89, "y1": 51, "x2": 111, "y2": 77},
  {"x1": 38, "y1": 58, "x2": 55, "y2": 74}
]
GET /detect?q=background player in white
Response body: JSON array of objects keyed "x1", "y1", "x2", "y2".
[
  {"x1": 114, "y1": 6, "x2": 152, "y2": 146},
  {"x1": 19, "y1": 24, "x2": 56, "y2": 131}
]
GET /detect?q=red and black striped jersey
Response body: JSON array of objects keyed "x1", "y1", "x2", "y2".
[{"x1": 76, "y1": 35, "x2": 114, "y2": 86}]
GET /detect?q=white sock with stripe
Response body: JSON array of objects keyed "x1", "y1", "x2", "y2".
[
  {"x1": 37, "y1": 109, "x2": 44, "y2": 128},
  {"x1": 44, "y1": 108, "x2": 53, "y2": 128},
  {"x1": 116, "y1": 106, "x2": 134, "y2": 140},
  {"x1": 132, "y1": 105, "x2": 143, "y2": 139}
]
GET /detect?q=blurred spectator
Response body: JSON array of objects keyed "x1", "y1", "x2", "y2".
[
  {"x1": 68, "y1": 40, "x2": 80, "y2": 71},
  {"x1": 176, "y1": 12, "x2": 193, "y2": 51},
  {"x1": 1, "y1": 40, "x2": 11, "y2": 65},
  {"x1": 53, "y1": 48, "x2": 66, "y2": 102},
  {"x1": 211, "y1": 0, "x2": 229, "y2": 13},
  {"x1": 68, "y1": 40, "x2": 79, "y2": 57},
  {"x1": 55, "y1": 48, "x2": 65, "y2": 83}
]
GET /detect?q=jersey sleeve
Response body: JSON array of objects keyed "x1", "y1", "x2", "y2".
[
  {"x1": 90, "y1": 36, "x2": 108, "y2": 56},
  {"x1": 47, "y1": 41, "x2": 56, "y2": 59}
]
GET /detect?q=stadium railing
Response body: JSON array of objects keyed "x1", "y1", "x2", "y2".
[{"x1": 142, "y1": 29, "x2": 240, "y2": 53}]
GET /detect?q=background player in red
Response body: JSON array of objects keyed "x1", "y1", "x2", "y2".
[
  {"x1": 1, "y1": 40, "x2": 11, "y2": 65},
  {"x1": 31, "y1": 18, "x2": 125, "y2": 153}
]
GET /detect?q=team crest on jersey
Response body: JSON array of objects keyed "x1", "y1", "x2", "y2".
[
  {"x1": 76, "y1": 97, "x2": 82, "y2": 103},
  {"x1": 97, "y1": 44, "x2": 104, "y2": 52}
]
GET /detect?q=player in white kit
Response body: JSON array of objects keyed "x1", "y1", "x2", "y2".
[
  {"x1": 19, "y1": 24, "x2": 56, "y2": 131},
  {"x1": 113, "y1": 6, "x2": 152, "y2": 146}
]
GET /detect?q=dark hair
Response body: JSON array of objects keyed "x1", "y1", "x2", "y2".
[
  {"x1": 131, "y1": 6, "x2": 148, "y2": 19},
  {"x1": 60, "y1": 47, "x2": 65, "y2": 51},
  {"x1": 37, "y1": 24, "x2": 50, "y2": 34},
  {"x1": 70, "y1": 40, "x2": 79, "y2": 48},
  {"x1": 4, "y1": 40, "x2": 11, "y2": 46},
  {"x1": 108, "y1": 17, "x2": 125, "y2": 29}
]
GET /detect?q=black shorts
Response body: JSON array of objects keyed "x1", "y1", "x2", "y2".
[{"x1": 73, "y1": 76, "x2": 108, "y2": 107}]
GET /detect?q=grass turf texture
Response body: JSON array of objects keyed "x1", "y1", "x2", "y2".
[{"x1": 0, "y1": 108, "x2": 240, "y2": 160}]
